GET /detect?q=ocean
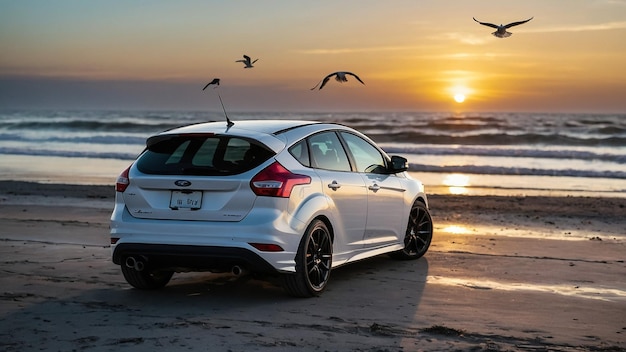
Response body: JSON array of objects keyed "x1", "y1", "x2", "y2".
[{"x1": 1, "y1": 109, "x2": 625, "y2": 198}]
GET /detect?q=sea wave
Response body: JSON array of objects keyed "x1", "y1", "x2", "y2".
[
  {"x1": 1, "y1": 110, "x2": 625, "y2": 185},
  {"x1": 2, "y1": 127, "x2": 624, "y2": 147},
  {"x1": 381, "y1": 145, "x2": 626, "y2": 163},
  {"x1": 0, "y1": 133, "x2": 146, "y2": 145},
  {"x1": 4, "y1": 133, "x2": 623, "y2": 164},
  {"x1": 0, "y1": 147, "x2": 138, "y2": 160},
  {"x1": 0, "y1": 120, "x2": 182, "y2": 133},
  {"x1": 1, "y1": 146, "x2": 625, "y2": 180},
  {"x1": 366, "y1": 131, "x2": 626, "y2": 146},
  {"x1": 408, "y1": 163, "x2": 626, "y2": 179}
]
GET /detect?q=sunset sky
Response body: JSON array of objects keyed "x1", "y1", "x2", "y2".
[{"x1": 1, "y1": 0, "x2": 625, "y2": 113}]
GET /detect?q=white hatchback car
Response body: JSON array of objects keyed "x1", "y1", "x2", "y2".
[{"x1": 110, "y1": 120, "x2": 433, "y2": 297}]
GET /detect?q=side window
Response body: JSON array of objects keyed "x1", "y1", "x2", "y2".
[
  {"x1": 289, "y1": 140, "x2": 310, "y2": 167},
  {"x1": 308, "y1": 132, "x2": 351, "y2": 172},
  {"x1": 340, "y1": 132, "x2": 386, "y2": 173}
]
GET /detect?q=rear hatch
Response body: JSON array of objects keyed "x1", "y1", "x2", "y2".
[{"x1": 123, "y1": 133, "x2": 276, "y2": 221}]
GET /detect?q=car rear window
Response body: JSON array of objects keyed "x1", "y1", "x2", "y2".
[{"x1": 136, "y1": 135, "x2": 275, "y2": 175}]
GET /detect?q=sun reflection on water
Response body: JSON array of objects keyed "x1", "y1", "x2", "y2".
[{"x1": 443, "y1": 173, "x2": 471, "y2": 195}]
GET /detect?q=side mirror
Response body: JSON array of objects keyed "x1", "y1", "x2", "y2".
[{"x1": 389, "y1": 155, "x2": 408, "y2": 173}]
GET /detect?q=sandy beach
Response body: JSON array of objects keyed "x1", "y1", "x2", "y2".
[{"x1": 0, "y1": 180, "x2": 624, "y2": 351}]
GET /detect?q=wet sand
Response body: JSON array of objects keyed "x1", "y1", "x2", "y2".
[{"x1": 0, "y1": 181, "x2": 625, "y2": 351}]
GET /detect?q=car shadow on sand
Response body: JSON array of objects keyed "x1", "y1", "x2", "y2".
[
  {"x1": 2, "y1": 254, "x2": 431, "y2": 351},
  {"x1": 106, "y1": 253, "x2": 430, "y2": 304}
]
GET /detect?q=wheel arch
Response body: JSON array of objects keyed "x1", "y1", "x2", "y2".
[
  {"x1": 312, "y1": 214, "x2": 335, "y2": 244},
  {"x1": 291, "y1": 192, "x2": 340, "y2": 244},
  {"x1": 415, "y1": 195, "x2": 428, "y2": 208}
]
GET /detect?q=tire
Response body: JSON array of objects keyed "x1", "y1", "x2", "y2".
[
  {"x1": 390, "y1": 201, "x2": 433, "y2": 260},
  {"x1": 283, "y1": 219, "x2": 333, "y2": 297},
  {"x1": 121, "y1": 264, "x2": 174, "y2": 290}
]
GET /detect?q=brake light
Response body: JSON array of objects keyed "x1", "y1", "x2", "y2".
[
  {"x1": 250, "y1": 162, "x2": 311, "y2": 198},
  {"x1": 115, "y1": 166, "x2": 131, "y2": 192}
]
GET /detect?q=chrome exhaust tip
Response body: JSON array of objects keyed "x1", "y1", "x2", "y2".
[
  {"x1": 231, "y1": 265, "x2": 246, "y2": 276},
  {"x1": 125, "y1": 256, "x2": 145, "y2": 272}
]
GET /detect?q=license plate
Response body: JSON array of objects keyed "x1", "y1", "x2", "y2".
[{"x1": 170, "y1": 190, "x2": 202, "y2": 209}]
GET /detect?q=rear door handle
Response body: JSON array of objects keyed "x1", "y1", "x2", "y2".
[
  {"x1": 328, "y1": 181, "x2": 341, "y2": 190},
  {"x1": 368, "y1": 183, "x2": 380, "y2": 192}
]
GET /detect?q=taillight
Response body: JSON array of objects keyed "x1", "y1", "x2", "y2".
[
  {"x1": 115, "y1": 166, "x2": 131, "y2": 192},
  {"x1": 250, "y1": 161, "x2": 311, "y2": 198}
]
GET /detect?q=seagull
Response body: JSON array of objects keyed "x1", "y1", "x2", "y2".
[
  {"x1": 236, "y1": 55, "x2": 258, "y2": 68},
  {"x1": 202, "y1": 78, "x2": 220, "y2": 90},
  {"x1": 310, "y1": 71, "x2": 365, "y2": 90},
  {"x1": 473, "y1": 17, "x2": 533, "y2": 38}
]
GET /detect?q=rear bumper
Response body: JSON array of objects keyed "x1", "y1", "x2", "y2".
[
  {"x1": 112, "y1": 243, "x2": 278, "y2": 274},
  {"x1": 110, "y1": 202, "x2": 307, "y2": 273}
]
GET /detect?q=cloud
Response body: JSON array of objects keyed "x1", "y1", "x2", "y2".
[
  {"x1": 600, "y1": 0, "x2": 626, "y2": 5},
  {"x1": 294, "y1": 46, "x2": 419, "y2": 55},
  {"x1": 441, "y1": 32, "x2": 487, "y2": 45},
  {"x1": 448, "y1": 21, "x2": 626, "y2": 43},
  {"x1": 526, "y1": 21, "x2": 626, "y2": 33},
  {"x1": 440, "y1": 52, "x2": 514, "y2": 60}
]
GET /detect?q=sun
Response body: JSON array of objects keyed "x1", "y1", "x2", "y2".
[{"x1": 448, "y1": 84, "x2": 471, "y2": 104}]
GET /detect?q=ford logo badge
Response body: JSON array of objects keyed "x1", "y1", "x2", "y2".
[{"x1": 174, "y1": 180, "x2": 192, "y2": 187}]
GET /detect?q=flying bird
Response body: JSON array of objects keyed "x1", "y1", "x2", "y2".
[
  {"x1": 202, "y1": 78, "x2": 220, "y2": 90},
  {"x1": 236, "y1": 55, "x2": 258, "y2": 68},
  {"x1": 310, "y1": 71, "x2": 365, "y2": 90},
  {"x1": 473, "y1": 17, "x2": 533, "y2": 38}
]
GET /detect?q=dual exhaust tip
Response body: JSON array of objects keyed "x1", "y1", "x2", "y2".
[
  {"x1": 125, "y1": 256, "x2": 146, "y2": 272},
  {"x1": 125, "y1": 256, "x2": 247, "y2": 276}
]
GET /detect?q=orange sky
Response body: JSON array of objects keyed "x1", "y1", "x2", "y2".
[{"x1": 1, "y1": 1, "x2": 625, "y2": 112}]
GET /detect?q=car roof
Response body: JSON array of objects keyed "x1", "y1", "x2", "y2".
[
  {"x1": 151, "y1": 120, "x2": 328, "y2": 153},
  {"x1": 164, "y1": 120, "x2": 322, "y2": 135}
]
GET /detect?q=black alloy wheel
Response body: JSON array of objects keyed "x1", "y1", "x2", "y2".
[
  {"x1": 390, "y1": 201, "x2": 433, "y2": 260},
  {"x1": 283, "y1": 219, "x2": 333, "y2": 297}
]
